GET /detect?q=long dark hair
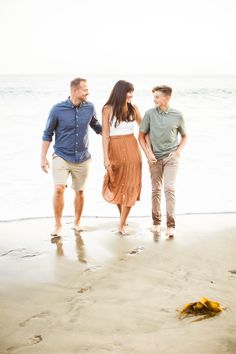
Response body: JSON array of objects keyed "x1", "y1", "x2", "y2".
[{"x1": 103, "y1": 80, "x2": 136, "y2": 127}]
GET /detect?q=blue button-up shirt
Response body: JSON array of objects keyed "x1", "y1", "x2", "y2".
[{"x1": 42, "y1": 98, "x2": 102, "y2": 163}]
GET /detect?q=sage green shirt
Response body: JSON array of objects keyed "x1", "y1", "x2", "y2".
[{"x1": 140, "y1": 107, "x2": 186, "y2": 160}]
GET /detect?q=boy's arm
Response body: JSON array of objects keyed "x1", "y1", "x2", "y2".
[{"x1": 175, "y1": 133, "x2": 188, "y2": 157}]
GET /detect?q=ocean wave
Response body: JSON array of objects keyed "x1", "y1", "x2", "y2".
[{"x1": 0, "y1": 87, "x2": 235, "y2": 98}]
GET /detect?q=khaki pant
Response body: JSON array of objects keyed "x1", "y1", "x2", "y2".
[{"x1": 149, "y1": 153, "x2": 179, "y2": 228}]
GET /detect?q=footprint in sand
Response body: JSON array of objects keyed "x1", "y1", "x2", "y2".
[
  {"x1": 1, "y1": 248, "x2": 42, "y2": 259},
  {"x1": 229, "y1": 270, "x2": 236, "y2": 274},
  {"x1": 84, "y1": 265, "x2": 102, "y2": 272},
  {"x1": 128, "y1": 246, "x2": 145, "y2": 255},
  {"x1": 119, "y1": 246, "x2": 145, "y2": 261},
  {"x1": 6, "y1": 335, "x2": 42, "y2": 353},
  {"x1": 19, "y1": 311, "x2": 50, "y2": 327},
  {"x1": 77, "y1": 286, "x2": 91, "y2": 293},
  {"x1": 1, "y1": 248, "x2": 26, "y2": 257}
]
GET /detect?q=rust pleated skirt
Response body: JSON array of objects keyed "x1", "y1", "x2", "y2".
[{"x1": 102, "y1": 134, "x2": 142, "y2": 207}]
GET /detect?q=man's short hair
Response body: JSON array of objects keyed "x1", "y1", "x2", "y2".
[
  {"x1": 70, "y1": 78, "x2": 87, "y2": 89},
  {"x1": 152, "y1": 85, "x2": 172, "y2": 96}
]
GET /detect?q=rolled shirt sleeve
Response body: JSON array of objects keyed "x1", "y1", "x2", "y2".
[
  {"x1": 89, "y1": 107, "x2": 102, "y2": 134},
  {"x1": 42, "y1": 107, "x2": 58, "y2": 142},
  {"x1": 178, "y1": 114, "x2": 187, "y2": 136},
  {"x1": 139, "y1": 112, "x2": 150, "y2": 134}
]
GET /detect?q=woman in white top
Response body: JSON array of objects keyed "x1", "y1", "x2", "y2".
[{"x1": 102, "y1": 80, "x2": 142, "y2": 234}]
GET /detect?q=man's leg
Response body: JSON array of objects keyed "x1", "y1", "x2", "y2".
[
  {"x1": 71, "y1": 159, "x2": 90, "y2": 231},
  {"x1": 52, "y1": 184, "x2": 66, "y2": 236},
  {"x1": 149, "y1": 161, "x2": 163, "y2": 227},
  {"x1": 51, "y1": 156, "x2": 69, "y2": 236},
  {"x1": 163, "y1": 154, "x2": 179, "y2": 230},
  {"x1": 74, "y1": 190, "x2": 84, "y2": 228}
]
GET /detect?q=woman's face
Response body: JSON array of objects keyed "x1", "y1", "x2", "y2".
[{"x1": 126, "y1": 91, "x2": 134, "y2": 103}]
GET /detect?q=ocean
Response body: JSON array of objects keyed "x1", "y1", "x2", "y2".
[{"x1": 0, "y1": 74, "x2": 235, "y2": 221}]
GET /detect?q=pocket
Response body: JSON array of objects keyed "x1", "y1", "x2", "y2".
[
  {"x1": 52, "y1": 153, "x2": 58, "y2": 160},
  {"x1": 169, "y1": 151, "x2": 179, "y2": 160}
]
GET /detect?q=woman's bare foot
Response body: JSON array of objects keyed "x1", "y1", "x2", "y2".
[{"x1": 118, "y1": 226, "x2": 127, "y2": 235}]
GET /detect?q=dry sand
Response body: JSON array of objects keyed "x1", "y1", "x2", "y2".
[{"x1": 0, "y1": 214, "x2": 236, "y2": 354}]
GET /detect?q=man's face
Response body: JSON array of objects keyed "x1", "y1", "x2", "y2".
[
  {"x1": 153, "y1": 91, "x2": 170, "y2": 108},
  {"x1": 73, "y1": 81, "x2": 89, "y2": 101}
]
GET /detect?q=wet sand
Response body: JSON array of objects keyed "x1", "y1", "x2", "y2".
[{"x1": 0, "y1": 214, "x2": 236, "y2": 354}]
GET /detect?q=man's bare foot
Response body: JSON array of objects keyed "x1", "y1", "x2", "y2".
[{"x1": 51, "y1": 226, "x2": 62, "y2": 237}]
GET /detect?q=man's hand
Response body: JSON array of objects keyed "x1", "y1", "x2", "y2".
[{"x1": 41, "y1": 157, "x2": 50, "y2": 173}]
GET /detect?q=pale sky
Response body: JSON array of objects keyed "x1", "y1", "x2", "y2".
[{"x1": 0, "y1": 0, "x2": 235, "y2": 75}]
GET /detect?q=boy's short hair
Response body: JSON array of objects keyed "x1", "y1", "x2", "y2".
[
  {"x1": 70, "y1": 78, "x2": 87, "y2": 88},
  {"x1": 152, "y1": 85, "x2": 172, "y2": 96}
]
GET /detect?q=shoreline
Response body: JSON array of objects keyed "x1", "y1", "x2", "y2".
[
  {"x1": 0, "y1": 214, "x2": 236, "y2": 353},
  {"x1": 1, "y1": 210, "x2": 236, "y2": 223}
]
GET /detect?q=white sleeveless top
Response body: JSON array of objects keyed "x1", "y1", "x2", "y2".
[{"x1": 109, "y1": 117, "x2": 134, "y2": 136}]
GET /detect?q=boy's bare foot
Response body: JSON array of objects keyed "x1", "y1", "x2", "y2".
[{"x1": 74, "y1": 224, "x2": 85, "y2": 232}]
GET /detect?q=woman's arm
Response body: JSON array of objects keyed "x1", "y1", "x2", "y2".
[
  {"x1": 138, "y1": 132, "x2": 157, "y2": 164},
  {"x1": 133, "y1": 105, "x2": 142, "y2": 126},
  {"x1": 102, "y1": 105, "x2": 111, "y2": 169}
]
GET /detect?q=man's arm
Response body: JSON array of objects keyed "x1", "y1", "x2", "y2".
[
  {"x1": 90, "y1": 115, "x2": 102, "y2": 135},
  {"x1": 41, "y1": 141, "x2": 51, "y2": 173},
  {"x1": 41, "y1": 107, "x2": 57, "y2": 173}
]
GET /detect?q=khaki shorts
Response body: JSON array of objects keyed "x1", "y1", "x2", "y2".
[{"x1": 52, "y1": 156, "x2": 91, "y2": 191}]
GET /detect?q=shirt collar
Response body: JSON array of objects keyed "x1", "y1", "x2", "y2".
[
  {"x1": 157, "y1": 106, "x2": 171, "y2": 114},
  {"x1": 67, "y1": 97, "x2": 87, "y2": 108}
]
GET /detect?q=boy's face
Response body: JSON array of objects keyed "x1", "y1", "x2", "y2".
[{"x1": 153, "y1": 90, "x2": 170, "y2": 108}]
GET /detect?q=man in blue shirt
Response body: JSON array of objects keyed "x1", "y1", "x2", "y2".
[{"x1": 41, "y1": 78, "x2": 102, "y2": 237}]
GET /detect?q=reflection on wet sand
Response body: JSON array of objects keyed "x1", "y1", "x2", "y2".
[
  {"x1": 51, "y1": 233, "x2": 87, "y2": 264},
  {"x1": 74, "y1": 231, "x2": 87, "y2": 263},
  {"x1": 51, "y1": 236, "x2": 64, "y2": 257}
]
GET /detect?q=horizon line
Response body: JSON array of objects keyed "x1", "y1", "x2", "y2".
[{"x1": 0, "y1": 73, "x2": 236, "y2": 77}]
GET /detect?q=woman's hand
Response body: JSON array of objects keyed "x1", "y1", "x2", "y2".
[
  {"x1": 147, "y1": 152, "x2": 157, "y2": 165},
  {"x1": 104, "y1": 158, "x2": 111, "y2": 170}
]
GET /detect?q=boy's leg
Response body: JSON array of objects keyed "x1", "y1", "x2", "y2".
[
  {"x1": 163, "y1": 154, "x2": 179, "y2": 229},
  {"x1": 149, "y1": 160, "x2": 163, "y2": 226}
]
